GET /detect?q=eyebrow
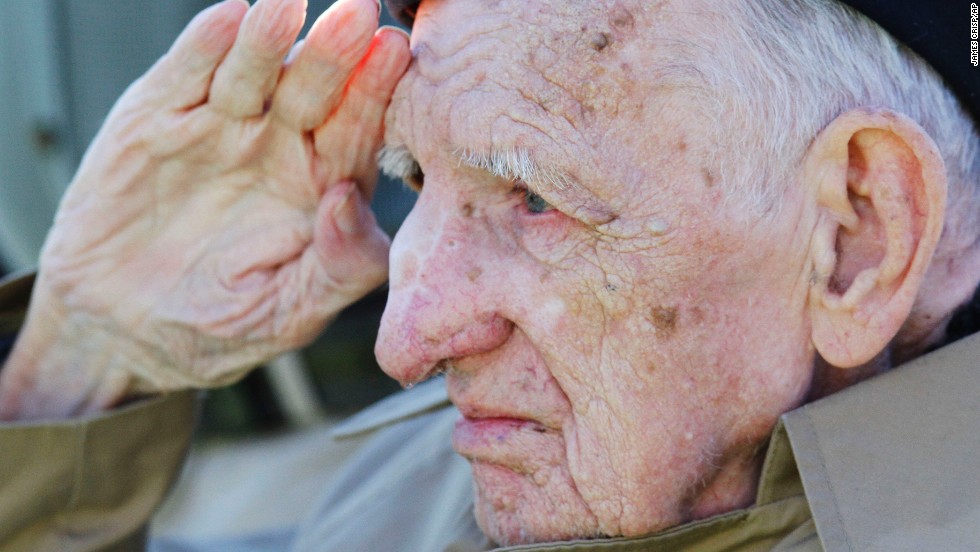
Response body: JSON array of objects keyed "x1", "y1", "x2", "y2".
[
  {"x1": 378, "y1": 144, "x2": 579, "y2": 195},
  {"x1": 461, "y1": 148, "x2": 624, "y2": 225},
  {"x1": 377, "y1": 145, "x2": 420, "y2": 187},
  {"x1": 378, "y1": 144, "x2": 618, "y2": 225},
  {"x1": 454, "y1": 147, "x2": 576, "y2": 193}
]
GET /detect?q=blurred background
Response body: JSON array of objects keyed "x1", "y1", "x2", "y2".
[{"x1": 0, "y1": 0, "x2": 416, "y2": 436}]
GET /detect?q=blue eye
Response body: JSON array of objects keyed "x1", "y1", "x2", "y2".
[{"x1": 516, "y1": 185, "x2": 555, "y2": 214}]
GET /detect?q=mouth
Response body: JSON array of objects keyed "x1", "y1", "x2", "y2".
[
  {"x1": 446, "y1": 362, "x2": 568, "y2": 465},
  {"x1": 452, "y1": 413, "x2": 553, "y2": 462}
]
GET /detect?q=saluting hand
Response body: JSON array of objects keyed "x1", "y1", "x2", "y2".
[{"x1": 0, "y1": 0, "x2": 410, "y2": 418}]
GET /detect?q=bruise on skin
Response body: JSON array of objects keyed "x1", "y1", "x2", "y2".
[{"x1": 648, "y1": 306, "x2": 678, "y2": 334}]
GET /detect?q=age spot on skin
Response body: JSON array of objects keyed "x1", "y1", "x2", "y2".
[
  {"x1": 467, "y1": 267, "x2": 483, "y2": 282},
  {"x1": 610, "y1": 5, "x2": 635, "y2": 31},
  {"x1": 461, "y1": 203, "x2": 474, "y2": 217},
  {"x1": 649, "y1": 306, "x2": 678, "y2": 334},
  {"x1": 702, "y1": 167, "x2": 716, "y2": 187}
]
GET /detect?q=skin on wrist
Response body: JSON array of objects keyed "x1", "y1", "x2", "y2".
[{"x1": 0, "y1": 290, "x2": 140, "y2": 421}]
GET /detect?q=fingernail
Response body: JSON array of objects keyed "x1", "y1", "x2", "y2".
[
  {"x1": 334, "y1": 183, "x2": 362, "y2": 236},
  {"x1": 384, "y1": 25, "x2": 410, "y2": 41},
  {"x1": 375, "y1": 0, "x2": 382, "y2": 18},
  {"x1": 285, "y1": 39, "x2": 305, "y2": 64}
]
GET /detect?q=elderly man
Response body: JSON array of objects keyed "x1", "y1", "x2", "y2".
[{"x1": 0, "y1": 0, "x2": 977, "y2": 550}]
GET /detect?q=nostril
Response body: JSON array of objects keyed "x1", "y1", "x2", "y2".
[
  {"x1": 376, "y1": 309, "x2": 514, "y2": 386},
  {"x1": 433, "y1": 359, "x2": 454, "y2": 377}
]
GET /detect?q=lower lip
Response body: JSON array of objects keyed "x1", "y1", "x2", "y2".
[{"x1": 453, "y1": 416, "x2": 543, "y2": 451}]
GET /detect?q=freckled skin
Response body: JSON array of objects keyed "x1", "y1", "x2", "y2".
[
  {"x1": 649, "y1": 306, "x2": 678, "y2": 334},
  {"x1": 376, "y1": 0, "x2": 818, "y2": 546}
]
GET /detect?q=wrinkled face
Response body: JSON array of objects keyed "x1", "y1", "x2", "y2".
[{"x1": 376, "y1": 0, "x2": 816, "y2": 545}]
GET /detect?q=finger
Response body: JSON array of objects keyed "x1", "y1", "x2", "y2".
[
  {"x1": 314, "y1": 27, "x2": 411, "y2": 195},
  {"x1": 270, "y1": 0, "x2": 380, "y2": 130},
  {"x1": 137, "y1": 0, "x2": 248, "y2": 109},
  {"x1": 209, "y1": 0, "x2": 307, "y2": 118},
  {"x1": 309, "y1": 181, "x2": 390, "y2": 309},
  {"x1": 285, "y1": 39, "x2": 306, "y2": 65},
  {"x1": 268, "y1": 181, "x2": 389, "y2": 350}
]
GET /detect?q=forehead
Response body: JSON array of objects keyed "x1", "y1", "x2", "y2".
[{"x1": 387, "y1": 0, "x2": 713, "y2": 174}]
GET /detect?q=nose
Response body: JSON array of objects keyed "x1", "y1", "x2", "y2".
[{"x1": 375, "y1": 193, "x2": 513, "y2": 385}]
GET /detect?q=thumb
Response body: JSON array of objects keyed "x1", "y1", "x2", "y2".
[{"x1": 314, "y1": 181, "x2": 391, "y2": 297}]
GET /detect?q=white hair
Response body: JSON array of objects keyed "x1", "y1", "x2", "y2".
[
  {"x1": 702, "y1": 0, "x2": 980, "y2": 259},
  {"x1": 377, "y1": 144, "x2": 577, "y2": 192},
  {"x1": 454, "y1": 148, "x2": 576, "y2": 191},
  {"x1": 689, "y1": 0, "x2": 980, "y2": 352}
]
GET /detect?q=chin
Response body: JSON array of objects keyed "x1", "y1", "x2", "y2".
[
  {"x1": 475, "y1": 501, "x2": 592, "y2": 547},
  {"x1": 475, "y1": 510, "x2": 535, "y2": 548},
  {"x1": 470, "y1": 466, "x2": 605, "y2": 547}
]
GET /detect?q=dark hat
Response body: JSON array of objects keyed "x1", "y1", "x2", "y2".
[{"x1": 384, "y1": 0, "x2": 980, "y2": 124}]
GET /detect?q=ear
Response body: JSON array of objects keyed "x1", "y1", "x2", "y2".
[{"x1": 806, "y1": 108, "x2": 946, "y2": 369}]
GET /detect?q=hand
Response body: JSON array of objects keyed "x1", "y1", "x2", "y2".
[{"x1": 0, "y1": 0, "x2": 411, "y2": 418}]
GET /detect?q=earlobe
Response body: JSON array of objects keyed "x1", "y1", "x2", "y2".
[{"x1": 806, "y1": 108, "x2": 946, "y2": 369}]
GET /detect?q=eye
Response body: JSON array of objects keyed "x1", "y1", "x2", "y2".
[{"x1": 513, "y1": 182, "x2": 555, "y2": 214}]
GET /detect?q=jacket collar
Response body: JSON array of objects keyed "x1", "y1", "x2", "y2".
[{"x1": 781, "y1": 330, "x2": 980, "y2": 551}]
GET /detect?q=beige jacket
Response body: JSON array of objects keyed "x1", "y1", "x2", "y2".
[{"x1": 1, "y1": 272, "x2": 977, "y2": 551}]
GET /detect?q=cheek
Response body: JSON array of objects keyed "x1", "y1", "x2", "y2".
[
  {"x1": 460, "y1": 203, "x2": 609, "y2": 335},
  {"x1": 492, "y1": 179, "x2": 603, "y2": 260},
  {"x1": 513, "y1": 208, "x2": 581, "y2": 255},
  {"x1": 530, "y1": 296, "x2": 699, "y2": 534},
  {"x1": 551, "y1": 320, "x2": 754, "y2": 537},
  {"x1": 568, "y1": 252, "x2": 812, "y2": 533},
  {"x1": 531, "y1": 232, "x2": 778, "y2": 535}
]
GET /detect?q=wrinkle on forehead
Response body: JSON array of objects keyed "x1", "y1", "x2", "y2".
[
  {"x1": 404, "y1": 0, "x2": 711, "y2": 145},
  {"x1": 387, "y1": 0, "x2": 722, "y2": 216},
  {"x1": 413, "y1": 0, "x2": 650, "y2": 121}
]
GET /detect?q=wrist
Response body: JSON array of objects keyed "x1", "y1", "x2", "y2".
[{"x1": 0, "y1": 289, "x2": 137, "y2": 420}]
